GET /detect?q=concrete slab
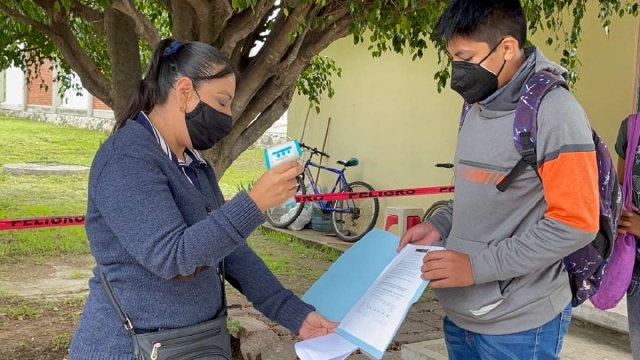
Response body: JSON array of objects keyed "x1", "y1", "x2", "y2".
[
  {"x1": 3, "y1": 162, "x2": 89, "y2": 175},
  {"x1": 261, "y1": 224, "x2": 353, "y2": 253},
  {"x1": 265, "y1": 122, "x2": 287, "y2": 136},
  {"x1": 573, "y1": 296, "x2": 629, "y2": 334},
  {"x1": 401, "y1": 321, "x2": 632, "y2": 360}
]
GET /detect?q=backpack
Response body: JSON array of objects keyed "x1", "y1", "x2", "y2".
[
  {"x1": 458, "y1": 70, "x2": 623, "y2": 307},
  {"x1": 590, "y1": 114, "x2": 639, "y2": 309}
]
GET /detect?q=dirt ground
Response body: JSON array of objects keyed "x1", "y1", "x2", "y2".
[{"x1": 0, "y1": 235, "x2": 334, "y2": 360}]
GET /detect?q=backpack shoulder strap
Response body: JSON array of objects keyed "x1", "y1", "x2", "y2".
[
  {"x1": 458, "y1": 102, "x2": 473, "y2": 131},
  {"x1": 496, "y1": 71, "x2": 568, "y2": 192}
]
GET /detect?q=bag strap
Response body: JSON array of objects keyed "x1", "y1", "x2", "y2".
[
  {"x1": 458, "y1": 102, "x2": 473, "y2": 131},
  {"x1": 496, "y1": 71, "x2": 568, "y2": 192},
  {"x1": 218, "y1": 260, "x2": 228, "y2": 316},
  {"x1": 99, "y1": 260, "x2": 227, "y2": 331},
  {"x1": 623, "y1": 114, "x2": 640, "y2": 209},
  {"x1": 497, "y1": 132, "x2": 540, "y2": 192}
]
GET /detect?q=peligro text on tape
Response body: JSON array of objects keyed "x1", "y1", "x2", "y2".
[
  {"x1": 0, "y1": 216, "x2": 86, "y2": 231},
  {"x1": 295, "y1": 186, "x2": 454, "y2": 203},
  {"x1": 0, "y1": 186, "x2": 454, "y2": 231}
]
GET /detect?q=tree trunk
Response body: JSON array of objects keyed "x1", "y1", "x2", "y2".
[{"x1": 104, "y1": 7, "x2": 142, "y2": 121}]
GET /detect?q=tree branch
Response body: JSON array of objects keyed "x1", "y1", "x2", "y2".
[
  {"x1": 111, "y1": 0, "x2": 160, "y2": 45},
  {"x1": 230, "y1": 35, "x2": 251, "y2": 69},
  {"x1": 231, "y1": 85, "x2": 295, "y2": 160},
  {"x1": 279, "y1": 5, "x2": 321, "y2": 70},
  {"x1": 104, "y1": 7, "x2": 142, "y2": 118},
  {"x1": 50, "y1": 22, "x2": 113, "y2": 105},
  {"x1": 70, "y1": 1, "x2": 103, "y2": 24},
  {"x1": 233, "y1": 5, "x2": 314, "y2": 116},
  {"x1": 298, "y1": 13, "x2": 352, "y2": 61},
  {"x1": 231, "y1": 63, "x2": 303, "y2": 145},
  {"x1": 171, "y1": 0, "x2": 197, "y2": 41},
  {"x1": 184, "y1": 0, "x2": 211, "y2": 42},
  {"x1": 0, "y1": 0, "x2": 110, "y2": 103},
  {"x1": 219, "y1": 0, "x2": 276, "y2": 56},
  {"x1": 0, "y1": 2, "x2": 53, "y2": 35},
  {"x1": 208, "y1": 0, "x2": 233, "y2": 43}
]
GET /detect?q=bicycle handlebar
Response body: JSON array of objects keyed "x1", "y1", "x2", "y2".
[
  {"x1": 300, "y1": 143, "x2": 330, "y2": 158},
  {"x1": 435, "y1": 163, "x2": 454, "y2": 169}
]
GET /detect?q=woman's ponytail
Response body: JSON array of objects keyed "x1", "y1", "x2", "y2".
[{"x1": 112, "y1": 38, "x2": 181, "y2": 133}]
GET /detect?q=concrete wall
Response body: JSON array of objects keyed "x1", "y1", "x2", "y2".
[
  {"x1": 287, "y1": 5, "x2": 640, "y2": 228},
  {"x1": 1, "y1": 63, "x2": 115, "y2": 119}
]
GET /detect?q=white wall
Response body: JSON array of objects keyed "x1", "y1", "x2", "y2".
[
  {"x1": 4, "y1": 66, "x2": 24, "y2": 106},
  {"x1": 60, "y1": 72, "x2": 88, "y2": 109}
]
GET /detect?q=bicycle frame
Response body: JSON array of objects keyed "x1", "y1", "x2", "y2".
[{"x1": 302, "y1": 158, "x2": 353, "y2": 214}]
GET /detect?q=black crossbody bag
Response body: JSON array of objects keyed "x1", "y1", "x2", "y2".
[{"x1": 99, "y1": 262, "x2": 232, "y2": 360}]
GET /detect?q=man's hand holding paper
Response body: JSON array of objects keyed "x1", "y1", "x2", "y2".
[
  {"x1": 396, "y1": 222, "x2": 442, "y2": 252},
  {"x1": 421, "y1": 250, "x2": 474, "y2": 288}
]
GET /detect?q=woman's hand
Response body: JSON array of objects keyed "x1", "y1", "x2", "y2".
[
  {"x1": 617, "y1": 206, "x2": 640, "y2": 237},
  {"x1": 299, "y1": 312, "x2": 339, "y2": 340},
  {"x1": 249, "y1": 162, "x2": 303, "y2": 212}
]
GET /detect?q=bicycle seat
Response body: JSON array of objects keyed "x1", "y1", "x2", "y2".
[{"x1": 337, "y1": 158, "x2": 359, "y2": 167}]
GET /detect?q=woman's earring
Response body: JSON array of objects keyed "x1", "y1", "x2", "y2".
[{"x1": 180, "y1": 105, "x2": 186, "y2": 112}]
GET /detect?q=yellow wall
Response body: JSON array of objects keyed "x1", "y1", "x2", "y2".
[
  {"x1": 287, "y1": 5, "x2": 639, "y2": 232},
  {"x1": 531, "y1": 9, "x2": 639, "y2": 147}
]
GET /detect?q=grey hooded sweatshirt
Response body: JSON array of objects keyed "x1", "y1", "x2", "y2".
[{"x1": 427, "y1": 47, "x2": 599, "y2": 335}]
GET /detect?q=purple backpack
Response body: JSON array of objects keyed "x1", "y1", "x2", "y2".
[
  {"x1": 459, "y1": 71, "x2": 623, "y2": 308},
  {"x1": 590, "y1": 115, "x2": 639, "y2": 309}
]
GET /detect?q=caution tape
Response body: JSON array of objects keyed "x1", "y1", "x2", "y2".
[
  {"x1": 0, "y1": 186, "x2": 454, "y2": 231},
  {"x1": 0, "y1": 216, "x2": 86, "y2": 231},
  {"x1": 295, "y1": 185, "x2": 454, "y2": 203}
]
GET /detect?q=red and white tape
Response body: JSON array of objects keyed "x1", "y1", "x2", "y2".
[{"x1": 0, "y1": 186, "x2": 454, "y2": 231}]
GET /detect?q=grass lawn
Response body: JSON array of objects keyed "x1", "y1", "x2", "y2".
[
  {"x1": 0, "y1": 117, "x2": 264, "y2": 258},
  {"x1": 0, "y1": 117, "x2": 347, "y2": 360}
]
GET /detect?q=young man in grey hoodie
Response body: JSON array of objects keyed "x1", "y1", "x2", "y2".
[{"x1": 397, "y1": 0, "x2": 600, "y2": 359}]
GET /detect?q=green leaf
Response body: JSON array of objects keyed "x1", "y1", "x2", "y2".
[
  {"x1": 283, "y1": 7, "x2": 289, "y2": 17},
  {"x1": 287, "y1": 32, "x2": 297, "y2": 45}
]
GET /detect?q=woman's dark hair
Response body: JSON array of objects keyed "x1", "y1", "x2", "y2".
[{"x1": 113, "y1": 38, "x2": 235, "y2": 133}]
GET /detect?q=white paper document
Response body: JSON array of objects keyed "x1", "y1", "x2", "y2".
[
  {"x1": 296, "y1": 229, "x2": 443, "y2": 360},
  {"x1": 295, "y1": 334, "x2": 358, "y2": 360},
  {"x1": 338, "y1": 244, "x2": 437, "y2": 354}
]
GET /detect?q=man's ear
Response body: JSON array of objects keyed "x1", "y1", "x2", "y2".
[{"x1": 502, "y1": 37, "x2": 520, "y2": 62}]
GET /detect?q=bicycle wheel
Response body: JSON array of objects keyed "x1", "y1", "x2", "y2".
[
  {"x1": 331, "y1": 181, "x2": 380, "y2": 242},
  {"x1": 264, "y1": 177, "x2": 306, "y2": 228},
  {"x1": 421, "y1": 200, "x2": 450, "y2": 222}
]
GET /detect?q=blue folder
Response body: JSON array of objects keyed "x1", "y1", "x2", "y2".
[{"x1": 302, "y1": 229, "x2": 430, "y2": 359}]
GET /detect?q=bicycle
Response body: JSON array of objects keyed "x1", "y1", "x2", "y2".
[
  {"x1": 422, "y1": 163, "x2": 455, "y2": 222},
  {"x1": 264, "y1": 143, "x2": 380, "y2": 243}
]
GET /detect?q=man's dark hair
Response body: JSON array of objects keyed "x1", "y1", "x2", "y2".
[{"x1": 434, "y1": 0, "x2": 527, "y2": 49}]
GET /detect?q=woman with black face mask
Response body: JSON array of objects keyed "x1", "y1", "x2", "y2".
[{"x1": 68, "y1": 39, "x2": 337, "y2": 360}]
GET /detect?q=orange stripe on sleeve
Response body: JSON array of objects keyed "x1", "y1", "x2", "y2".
[
  {"x1": 538, "y1": 151, "x2": 599, "y2": 233},
  {"x1": 484, "y1": 172, "x2": 495, "y2": 184}
]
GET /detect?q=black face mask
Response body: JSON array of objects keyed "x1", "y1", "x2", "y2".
[
  {"x1": 450, "y1": 41, "x2": 506, "y2": 104},
  {"x1": 185, "y1": 101, "x2": 232, "y2": 150}
]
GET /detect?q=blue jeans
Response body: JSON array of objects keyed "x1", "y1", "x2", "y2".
[
  {"x1": 444, "y1": 303, "x2": 572, "y2": 360},
  {"x1": 628, "y1": 268, "x2": 640, "y2": 360}
]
